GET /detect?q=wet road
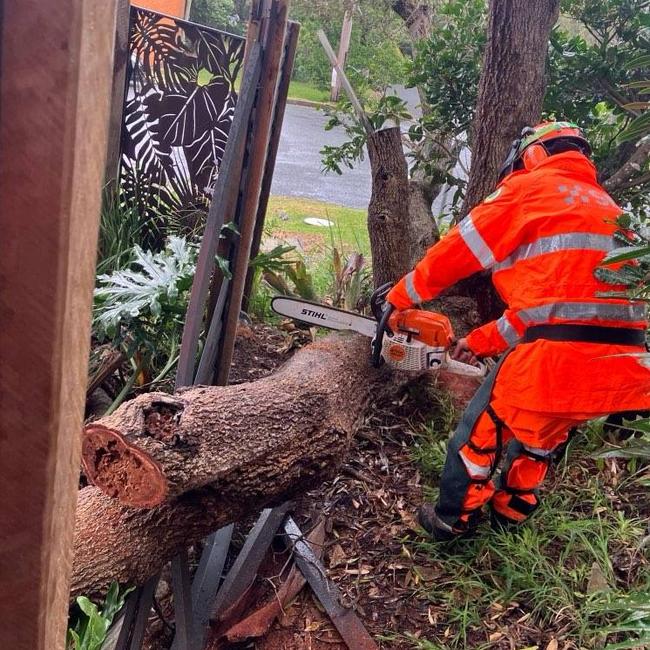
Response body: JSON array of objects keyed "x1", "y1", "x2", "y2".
[{"x1": 270, "y1": 103, "x2": 372, "y2": 209}]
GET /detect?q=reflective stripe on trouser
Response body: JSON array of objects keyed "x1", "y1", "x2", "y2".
[{"x1": 436, "y1": 410, "x2": 574, "y2": 532}]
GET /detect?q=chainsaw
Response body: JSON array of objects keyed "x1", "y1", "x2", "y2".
[{"x1": 271, "y1": 284, "x2": 486, "y2": 378}]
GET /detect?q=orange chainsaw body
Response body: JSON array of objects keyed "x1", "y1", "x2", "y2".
[{"x1": 387, "y1": 309, "x2": 455, "y2": 348}]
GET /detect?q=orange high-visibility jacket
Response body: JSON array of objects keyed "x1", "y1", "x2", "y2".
[{"x1": 388, "y1": 151, "x2": 650, "y2": 414}]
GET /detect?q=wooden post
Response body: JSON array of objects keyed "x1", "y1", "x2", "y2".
[
  {"x1": 318, "y1": 29, "x2": 372, "y2": 135},
  {"x1": 330, "y1": 8, "x2": 353, "y2": 102},
  {"x1": 243, "y1": 20, "x2": 300, "y2": 309},
  {"x1": 104, "y1": 0, "x2": 132, "y2": 188},
  {"x1": 216, "y1": 0, "x2": 290, "y2": 385},
  {"x1": 0, "y1": 1, "x2": 116, "y2": 648}
]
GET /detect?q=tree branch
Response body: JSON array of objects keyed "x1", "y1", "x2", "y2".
[
  {"x1": 391, "y1": 0, "x2": 434, "y2": 41},
  {"x1": 603, "y1": 136, "x2": 650, "y2": 193}
]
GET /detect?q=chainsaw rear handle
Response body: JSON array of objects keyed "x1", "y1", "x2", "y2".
[{"x1": 444, "y1": 354, "x2": 487, "y2": 378}]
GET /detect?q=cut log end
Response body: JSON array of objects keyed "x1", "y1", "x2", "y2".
[{"x1": 82, "y1": 425, "x2": 167, "y2": 508}]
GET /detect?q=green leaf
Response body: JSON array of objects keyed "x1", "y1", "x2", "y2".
[
  {"x1": 67, "y1": 629, "x2": 80, "y2": 650},
  {"x1": 620, "y1": 113, "x2": 650, "y2": 142},
  {"x1": 76, "y1": 596, "x2": 99, "y2": 619},
  {"x1": 623, "y1": 101, "x2": 650, "y2": 111},
  {"x1": 627, "y1": 54, "x2": 650, "y2": 69},
  {"x1": 216, "y1": 254, "x2": 232, "y2": 280},
  {"x1": 93, "y1": 236, "x2": 198, "y2": 336},
  {"x1": 602, "y1": 245, "x2": 650, "y2": 264}
]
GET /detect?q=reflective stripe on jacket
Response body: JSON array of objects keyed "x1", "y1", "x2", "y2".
[{"x1": 387, "y1": 151, "x2": 650, "y2": 413}]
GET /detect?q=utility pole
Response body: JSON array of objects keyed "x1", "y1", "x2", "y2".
[{"x1": 330, "y1": 4, "x2": 354, "y2": 102}]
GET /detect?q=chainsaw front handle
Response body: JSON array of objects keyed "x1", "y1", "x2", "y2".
[
  {"x1": 371, "y1": 303, "x2": 394, "y2": 368},
  {"x1": 444, "y1": 353, "x2": 487, "y2": 378},
  {"x1": 370, "y1": 282, "x2": 394, "y2": 322}
]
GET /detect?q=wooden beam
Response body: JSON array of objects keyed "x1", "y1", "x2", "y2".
[
  {"x1": 0, "y1": 0, "x2": 116, "y2": 648},
  {"x1": 104, "y1": 0, "x2": 132, "y2": 188},
  {"x1": 216, "y1": 0, "x2": 290, "y2": 384},
  {"x1": 318, "y1": 29, "x2": 372, "y2": 135},
  {"x1": 330, "y1": 8, "x2": 353, "y2": 102},
  {"x1": 175, "y1": 43, "x2": 263, "y2": 388},
  {"x1": 243, "y1": 20, "x2": 300, "y2": 309}
]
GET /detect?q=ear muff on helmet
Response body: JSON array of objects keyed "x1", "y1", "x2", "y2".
[
  {"x1": 521, "y1": 143, "x2": 548, "y2": 170},
  {"x1": 498, "y1": 121, "x2": 591, "y2": 183},
  {"x1": 498, "y1": 126, "x2": 536, "y2": 182}
]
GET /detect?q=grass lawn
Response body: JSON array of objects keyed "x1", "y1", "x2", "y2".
[
  {"x1": 403, "y1": 411, "x2": 650, "y2": 649},
  {"x1": 287, "y1": 80, "x2": 332, "y2": 105},
  {"x1": 248, "y1": 195, "x2": 370, "y2": 318},
  {"x1": 265, "y1": 195, "x2": 369, "y2": 255}
]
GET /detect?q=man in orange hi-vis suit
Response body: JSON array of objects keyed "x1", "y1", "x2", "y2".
[{"x1": 387, "y1": 121, "x2": 650, "y2": 540}]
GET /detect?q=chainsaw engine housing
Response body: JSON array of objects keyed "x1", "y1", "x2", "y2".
[{"x1": 380, "y1": 333, "x2": 446, "y2": 372}]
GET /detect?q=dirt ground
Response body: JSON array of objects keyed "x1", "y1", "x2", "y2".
[{"x1": 140, "y1": 320, "x2": 647, "y2": 650}]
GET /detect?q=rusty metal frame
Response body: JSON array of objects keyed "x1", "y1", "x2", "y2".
[{"x1": 284, "y1": 517, "x2": 379, "y2": 650}]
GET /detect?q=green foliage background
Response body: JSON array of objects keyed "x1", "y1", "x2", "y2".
[{"x1": 190, "y1": 0, "x2": 408, "y2": 93}]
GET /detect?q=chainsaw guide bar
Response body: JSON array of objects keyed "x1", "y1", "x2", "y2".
[{"x1": 271, "y1": 296, "x2": 377, "y2": 338}]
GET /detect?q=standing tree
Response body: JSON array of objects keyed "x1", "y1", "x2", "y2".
[{"x1": 462, "y1": 0, "x2": 561, "y2": 213}]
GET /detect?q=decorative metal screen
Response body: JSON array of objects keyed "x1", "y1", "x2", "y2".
[{"x1": 120, "y1": 7, "x2": 245, "y2": 218}]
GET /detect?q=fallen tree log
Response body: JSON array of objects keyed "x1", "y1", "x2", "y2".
[
  {"x1": 72, "y1": 334, "x2": 481, "y2": 599},
  {"x1": 81, "y1": 335, "x2": 389, "y2": 508}
]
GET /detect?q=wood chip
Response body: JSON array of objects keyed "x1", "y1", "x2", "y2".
[{"x1": 328, "y1": 543, "x2": 347, "y2": 569}]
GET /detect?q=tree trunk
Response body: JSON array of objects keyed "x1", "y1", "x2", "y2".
[
  {"x1": 461, "y1": 0, "x2": 560, "y2": 215},
  {"x1": 452, "y1": 0, "x2": 559, "y2": 323},
  {"x1": 366, "y1": 127, "x2": 441, "y2": 283},
  {"x1": 391, "y1": 0, "x2": 433, "y2": 41},
  {"x1": 407, "y1": 176, "x2": 439, "y2": 265},
  {"x1": 72, "y1": 335, "x2": 482, "y2": 599},
  {"x1": 367, "y1": 127, "x2": 415, "y2": 287},
  {"x1": 81, "y1": 335, "x2": 391, "y2": 508}
]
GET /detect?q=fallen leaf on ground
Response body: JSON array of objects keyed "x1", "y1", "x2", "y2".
[{"x1": 587, "y1": 562, "x2": 610, "y2": 593}]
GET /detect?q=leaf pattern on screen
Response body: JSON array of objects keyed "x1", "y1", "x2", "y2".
[{"x1": 120, "y1": 8, "x2": 245, "y2": 220}]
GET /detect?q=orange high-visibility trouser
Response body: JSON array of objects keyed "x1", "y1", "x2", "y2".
[{"x1": 436, "y1": 398, "x2": 586, "y2": 531}]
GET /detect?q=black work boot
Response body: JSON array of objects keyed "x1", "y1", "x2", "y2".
[
  {"x1": 489, "y1": 507, "x2": 521, "y2": 532},
  {"x1": 417, "y1": 504, "x2": 479, "y2": 542}
]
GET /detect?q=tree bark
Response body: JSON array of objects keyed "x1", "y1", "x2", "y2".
[
  {"x1": 367, "y1": 127, "x2": 416, "y2": 287},
  {"x1": 407, "y1": 176, "x2": 439, "y2": 264},
  {"x1": 71, "y1": 485, "x2": 276, "y2": 601},
  {"x1": 81, "y1": 335, "x2": 390, "y2": 507},
  {"x1": 461, "y1": 0, "x2": 560, "y2": 214}
]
